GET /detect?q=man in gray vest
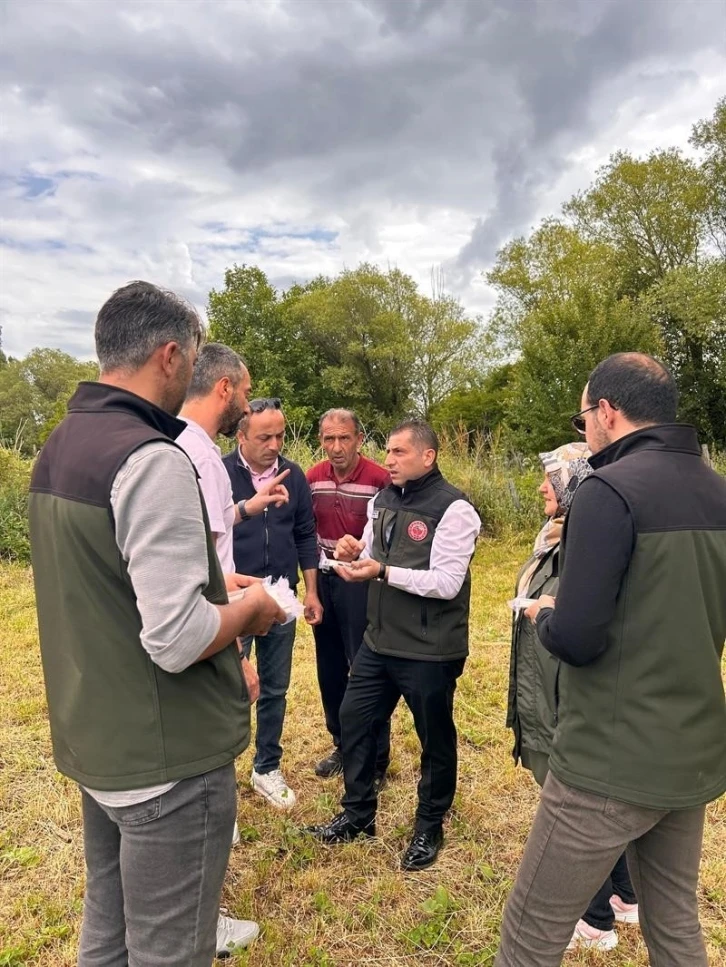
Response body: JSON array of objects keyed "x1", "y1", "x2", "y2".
[
  {"x1": 306, "y1": 419, "x2": 480, "y2": 870},
  {"x1": 28, "y1": 281, "x2": 285, "y2": 967},
  {"x1": 495, "y1": 353, "x2": 726, "y2": 967}
]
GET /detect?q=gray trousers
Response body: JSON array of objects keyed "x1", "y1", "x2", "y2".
[
  {"x1": 78, "y1": 763, "x2": 237, "y2": 967},
  {"x1": 495, "y1": 773, "x2": 708, "y2": 967}
]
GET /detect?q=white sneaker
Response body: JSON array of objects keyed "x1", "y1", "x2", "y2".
[
  {"x1": 231, "y1": 821, "x2": 240, "y2": 847},
  {"x1": 216, "y1": 913, "x2": 259, "y2": 956},
  {"x1": 566, "y1": 918, "x2": 618, "y2": 951},
  {"x1": 610, "y1": 894, "x2": 639, "y2": 923},
  {"x1": 251, "y1": 769, "x2": 297, "y2": 810}
]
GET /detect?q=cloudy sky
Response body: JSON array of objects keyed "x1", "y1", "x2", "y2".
[{"x1": 1, "y1": 0, "x2": 724, "y2": 360}]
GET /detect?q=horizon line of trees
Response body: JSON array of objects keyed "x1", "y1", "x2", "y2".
[{"x1": 1, "y1": 97, "x2": 724, "y2": 457}]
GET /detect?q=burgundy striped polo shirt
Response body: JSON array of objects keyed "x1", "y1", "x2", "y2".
[{"x1": 307, "y1": 455, "x2": 391, "y2": 558}]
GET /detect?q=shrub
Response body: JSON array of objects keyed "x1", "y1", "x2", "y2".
[{"x1": 0, "y1": 444, "x2": 33, "y2": 564}]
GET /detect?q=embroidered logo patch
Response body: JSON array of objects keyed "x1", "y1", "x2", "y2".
[{"x1": 408, "y1": 520, "x2": 428, "y2": 542}]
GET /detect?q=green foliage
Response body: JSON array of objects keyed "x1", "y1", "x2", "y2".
[
  {"x1": 0, "y1": 348, "x2": 98, "y2": 455},
  {"x1": 0, "y1": 444, "x2": 32, "y2": 564},
  {"x1": 208, "y1": 262, "x2": 485, "y2": 428},
  {"x1": 430, "y1": 364, "x2": 519, "y2": 436},
  {"x1": 399, "y1": 886, "x2": 459, "y2": 952},
  {"x1": 487, "y1": 98, "x2": 726, "y2": 450},
  {"x1": 690, "y1": 95, "x2": 726, "y2": 257}
]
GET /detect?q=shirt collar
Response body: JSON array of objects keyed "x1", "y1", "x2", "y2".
[
  {"x1": 180, "y1": 418, "x2": 221, "y2": 456},
  {"x1": 238, "y1": 448, "x2": 280, "y2": 479},
  {"x1": 325, "y1": 454, "x2": 364, "y2": 484}
]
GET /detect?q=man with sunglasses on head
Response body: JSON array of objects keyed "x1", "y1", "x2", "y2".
[
  {"x1": 495, "y1": 352, "x2": 726, "y2": 967},
  {"x1": 223, "y1": 397, "x2": 322, "y2": 809}
]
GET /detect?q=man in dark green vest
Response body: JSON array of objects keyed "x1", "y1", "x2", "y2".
[
  {"x1": 495, "y1": 353, "x2": 726, "y2": 967},
  {"x1": 29, "y1": 281, "x2": 285, "y2": 967},
  {"x1": 305, "y1": 419, "x2": 481, "y2": 870}
]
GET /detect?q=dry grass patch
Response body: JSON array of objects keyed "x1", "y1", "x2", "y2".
[{"x1": 1, "y1": 543, "x2": 724, "y2": 966}]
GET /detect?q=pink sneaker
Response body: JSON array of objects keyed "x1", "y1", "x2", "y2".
[
  {"x1": 610, "y1": 894, "x2": 639, "y2": 924},
  {"x1": 566, "y1": 919, "x2": 619, "y2": 951}
]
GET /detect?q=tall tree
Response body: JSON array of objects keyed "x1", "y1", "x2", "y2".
[
  {"x1": 690, "y1": 96, "x2": 726, "y2": 257},
  {"x1": 564, "y1": 149, "x2": 710, "y2": 295}
]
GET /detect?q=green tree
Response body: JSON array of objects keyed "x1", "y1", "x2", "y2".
[
  {"x1": 409, "y1": 271, "x2": 486, "y2": 419},
  {"x1": 690, "y1": 96, "x2": 726, "y2": 258},
  {"x1": 0, "y1": 349, "x2": 98, "y2": 453},
  {"x1": 207, "y1": 264, "x2": 332, "y2": 426},
  {"x1": 486, "y1": 222, "x2": 660, "y2": 451},
  {"x1": 287, "y1": 264, "x2": 417, "y2": 429},
  {"x1": 642, "y1": 260, "x2": 726, "y2": 446},
  {"x1": 430, "y1": 363, "x2": 519, "y2": 437},
  {"x1": 565, "y1": 148, "x2": 710, "y2": 295}
]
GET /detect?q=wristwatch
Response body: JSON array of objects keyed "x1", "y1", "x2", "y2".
[
  {"x1": 237, "y1": 499, "x2": 251, "y2": 521},
  {"x1": 377, "y1": 562, "x2": 387, "y2": 582}
]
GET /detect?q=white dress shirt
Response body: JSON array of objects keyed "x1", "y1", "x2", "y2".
[{"x1": 359, "y1": 491, "x2": 481, "y2": 599}]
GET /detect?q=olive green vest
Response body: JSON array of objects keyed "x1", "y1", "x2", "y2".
[
  {"x1": 550, "y1": 425, "x2": 726, "y2": 809},
  {"x1": 29, "y1": 382, "x2": 250, "y2": 790}
]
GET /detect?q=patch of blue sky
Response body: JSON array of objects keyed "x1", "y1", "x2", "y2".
[
  {"x1": 197, "y1": 224, "x2": 338, "y2": 249},
  {"x1": 0, "y1": 236, "x2": 95, "y2": 254}
]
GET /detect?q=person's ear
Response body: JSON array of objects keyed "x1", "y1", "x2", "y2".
[
  {"x1": 158, "y1": 342, "x2": 179, "y2": 377},
  {"x1": 599, "y1": 399, "x2": 618, "y2": 429}
]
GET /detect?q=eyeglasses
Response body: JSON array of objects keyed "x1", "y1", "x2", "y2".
[
  {"x1": 248, "y1": 397, "x2": 282, "y2": 414},
  {"x1": 570, "y1": 404, "x2": 598, "y2": 435}
]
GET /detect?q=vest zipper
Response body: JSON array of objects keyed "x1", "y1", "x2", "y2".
[{"x1": 421, "y1": 601, "x2": 428, "y2": 637}]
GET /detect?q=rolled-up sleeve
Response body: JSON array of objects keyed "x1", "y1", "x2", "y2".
[{"x1": 110, "y1": 442, "x2": 221, "y2": 673}]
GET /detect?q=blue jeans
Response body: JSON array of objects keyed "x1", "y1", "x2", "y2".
[
  {"x1": 241, "y1": 620, "x2": 296, "y2": 774},
  {"x1": 78, "y1": 764, "x2": 237, "y2": 966}
]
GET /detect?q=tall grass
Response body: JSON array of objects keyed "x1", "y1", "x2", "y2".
[{"x1": 4, "y1": 433, "x2": 724, "y2": 565}]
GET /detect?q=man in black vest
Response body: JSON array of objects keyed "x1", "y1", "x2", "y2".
[
  {"x1": 495, "y1": 353, "x2": 726, "y2": 967},
  {"x1": 305, "y1": 419, "x2": 481, "y2": 870}
]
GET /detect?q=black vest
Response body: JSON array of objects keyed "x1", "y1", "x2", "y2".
[{"x1": 364, "y1": 467, "x2": 472, "y2": 662}]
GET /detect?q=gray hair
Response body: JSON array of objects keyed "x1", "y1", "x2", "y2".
[
  {"x1": 186, "y1": 343, "x2": 246, "y2": 399},
  {"x1": 389, "y1": 418, "x2": 439, "y2": 454},
  {"x1": 95, "y1": 281, "x2": 204, "y2": 374},
  {"x1": 318, "y1": 408, "x2": 363, "y2": 435}
]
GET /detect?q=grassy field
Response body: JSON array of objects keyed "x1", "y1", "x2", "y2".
[{"x1": 1, "y1": 540, "x2": 725, "y2": 967}]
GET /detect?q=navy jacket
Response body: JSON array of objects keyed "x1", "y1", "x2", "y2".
[{"x1": 222, "y1": 450, "x2": 319, "y2": 588}]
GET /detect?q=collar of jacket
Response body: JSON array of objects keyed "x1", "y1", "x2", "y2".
[
  {"x1": 392, "y1": 465, "x2": 443, "y2": 499},
  {"x1": 67, "y1": 381, "x2": 187, "y2": 440},
  {"x1": 589, "y1": 423, "x2": 701, "y2": 470}
]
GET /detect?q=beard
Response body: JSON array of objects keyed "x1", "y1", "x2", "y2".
[
  {"x1": 160, "y1": 373, "x2": 190, "y2": 416},
  {"x1": 219, "y1": 397, "x2": 246, "y2": 437}
]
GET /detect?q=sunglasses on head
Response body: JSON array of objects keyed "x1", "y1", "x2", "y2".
[{"x1": 248, "y1": 397, "x2": 282, "y2": 414}]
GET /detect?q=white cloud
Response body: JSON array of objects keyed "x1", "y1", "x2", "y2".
[{"x1": 0, "y1": 0, "x2": 723, "y2": 359}]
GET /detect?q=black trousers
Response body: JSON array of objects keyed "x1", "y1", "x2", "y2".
[
  {"x1": 313, "y1": 571, "x2": 390, "y2": 769},
  {"x1": 583, "y1": 851, "x2": 637, "y2": 930},
  {"x1": 340, "y1": 641, "x2": 465, "y2": 833}
]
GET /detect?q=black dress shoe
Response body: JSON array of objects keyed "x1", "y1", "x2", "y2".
[
  {"x1": 304, "y1": 812, "x2": 375, "y2": 843},
  {"x1": 401, "y1": 828, "x2": 444, "y2": 871},
  {"x1": 314, "y1": 747, "x2": 343, "y2": 778}
]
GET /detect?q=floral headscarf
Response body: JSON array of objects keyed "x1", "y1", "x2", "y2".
[{"x1": 517, "y1": 442, "x2": 593, "y2": 596}]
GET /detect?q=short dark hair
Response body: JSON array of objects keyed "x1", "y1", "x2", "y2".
[
  {"x1": 318, "y1": 408, "x2": 363, "y2": 435},
  {"x1": 586, "y1": 353, "x2": 678, "y2": 425},
  {"x1": 95, "y1": 281, "x2": 204, "y2": 373},
  {"x1": 186, "y1": 343, "x2": 245, "y2": 399},
  {"x1": 389, "y1": 418, "x2": 439, "y2": 454}
]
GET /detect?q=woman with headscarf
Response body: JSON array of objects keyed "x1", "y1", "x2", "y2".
[{"x1": 506, "y1": 442, "x2": 639, "y2": 953}]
